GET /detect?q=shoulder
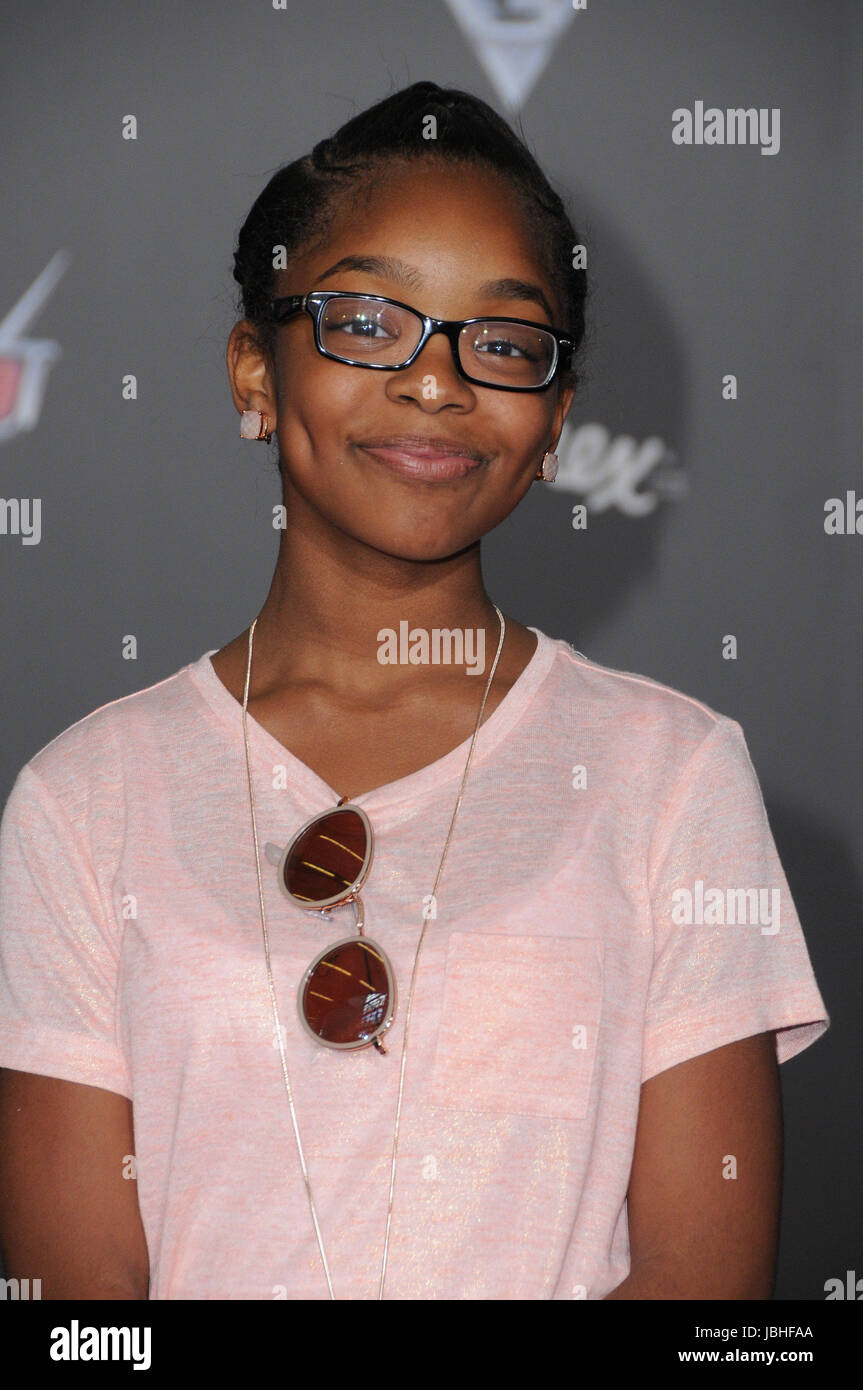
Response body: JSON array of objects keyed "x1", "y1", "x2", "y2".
[
  {"x1": 9, "y1": 653, "x2": 208, "y2": 834},
  {"x1": 538, "y1": 629, "x2": 735, "y2": 755},
  {"x1": 530, "y1": 629, "x2": 758, "y2": 822}
]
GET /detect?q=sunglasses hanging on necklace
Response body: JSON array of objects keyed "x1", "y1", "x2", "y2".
[{"x1": 264, "y1": 802, "x2": 394, "y2": 1052}]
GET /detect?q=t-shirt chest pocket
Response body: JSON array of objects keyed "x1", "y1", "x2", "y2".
[{"x1": 428, "y1": 931, "x2": 604, "y2": 1123}]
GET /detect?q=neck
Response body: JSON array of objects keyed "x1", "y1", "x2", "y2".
[{"x1": 249, "y1": 508, "x2": 501, "y2": 700}]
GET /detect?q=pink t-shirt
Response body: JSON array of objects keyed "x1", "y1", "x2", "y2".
[{"x1": 0, "y1": 629, "x2": 829, "y2": 1299}]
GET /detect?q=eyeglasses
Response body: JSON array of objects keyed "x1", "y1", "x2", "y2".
[
  {"x1": 268, "y1": 290, "x2": 574, "y2": 391},
  {"x1": 265, "y1": 802, "x2": 395, "y2": 1053}
]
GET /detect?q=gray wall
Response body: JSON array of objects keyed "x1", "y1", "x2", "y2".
[{"x1": 1, "y1": 0, "x2": 859, "y2": 1299}]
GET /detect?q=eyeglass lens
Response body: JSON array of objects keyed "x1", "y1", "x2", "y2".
[
  {"x1": 319, "y1": 295, "x2": 556, "y2": 386},
  {"x1": 301, "y1": 937, "x2": 391, "y2": 1045},
  {"x1": 284, "y1": 806, "x2": 368, "y2": 906}
]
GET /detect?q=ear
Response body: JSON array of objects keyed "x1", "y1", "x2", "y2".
[{"x1": 226, "y1": 320, "x2": 277, "y2": 422}]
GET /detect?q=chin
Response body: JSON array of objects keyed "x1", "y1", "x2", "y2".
[{"x1": 362, "y1": 526, "x2": 478, "y2": 565}]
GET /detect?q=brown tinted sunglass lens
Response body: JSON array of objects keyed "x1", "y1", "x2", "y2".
[
  {"x1": 302, "y1": 939, "x2": 391, "y2": 1045},
  {"x1": 284, "y1": 808, "x2": 369, "y2": 904}
]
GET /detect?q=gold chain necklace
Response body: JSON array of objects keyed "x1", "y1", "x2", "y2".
[{"x1": 241, "y1": 605, "x2": 506, "y2": 1299}]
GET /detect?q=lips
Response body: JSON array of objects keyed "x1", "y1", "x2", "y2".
[
  {"x1": 355, "y1": 434, "x2": 488, "y2": 481},
  {"x1": 358, "y1": 434, "x2": 486, "y2": 459}
]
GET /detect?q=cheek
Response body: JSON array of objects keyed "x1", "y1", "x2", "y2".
[
  {"x1": 276, "y1": 357, "x2": 364, "y2": 456},
  {"x1": 483, "y1": 400, "x2": 555, "y2": 481}
]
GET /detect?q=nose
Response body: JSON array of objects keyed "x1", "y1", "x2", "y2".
[{"x1": 391, "y1": 325, "x2": 472, "y2": 402}]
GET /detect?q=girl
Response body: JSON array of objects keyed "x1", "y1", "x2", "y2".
[{"x1": 0, "y1": 81, "x2": 828, "y2": 1300}]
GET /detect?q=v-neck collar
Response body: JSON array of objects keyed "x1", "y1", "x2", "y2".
[{"x1": 187, "y1": 626, "x2": 558, "y2": 821}]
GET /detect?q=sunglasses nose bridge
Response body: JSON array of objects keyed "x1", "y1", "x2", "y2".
[{"x1": 352, "y1": 893, "x2": 365, "y2": 936}]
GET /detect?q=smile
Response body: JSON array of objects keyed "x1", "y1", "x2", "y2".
[{"x1": 356, "y1": 444, "x2": 486, "y2": 481}]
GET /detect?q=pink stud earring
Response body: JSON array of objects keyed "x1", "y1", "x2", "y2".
[
  {"x1": 240, "y1": 409, "x2": 272, "y2": 443},
  {"x1": 534, "y1": 451, "x2": 558, "y2": 482}
]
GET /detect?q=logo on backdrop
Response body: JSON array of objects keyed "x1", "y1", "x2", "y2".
[
  {"x1": 442, "y1": 0, "x2": 582, "y2": 113},
  {"x1": 555, "y1": 420, "x2": 686, "y2": 515},
  {"x1": 0, "y1": 251, "x2": 69, "y2": 445}
]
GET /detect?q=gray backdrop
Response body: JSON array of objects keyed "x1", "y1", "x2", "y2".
[{"x1": 1, "y1": 0, "x2": 859, "y2": 1300}]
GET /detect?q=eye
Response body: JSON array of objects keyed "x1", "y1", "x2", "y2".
[
  {"x1": 325, "y1": 302, "x2": 405, "y2": 341},
  {"x1": 475, "y1": 334, "x2": 540, "y2": 363},
  {"x1": 335, "y1": 316, "x2": 393, "y2": 339}
]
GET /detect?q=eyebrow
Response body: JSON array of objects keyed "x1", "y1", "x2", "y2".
[{"x1": 313, "y1": 254, "x2": 556, "y2": 324}]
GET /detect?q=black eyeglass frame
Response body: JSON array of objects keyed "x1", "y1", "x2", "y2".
[{"x1": 268, "y1": 291, "x2": 575, "y2": 393}]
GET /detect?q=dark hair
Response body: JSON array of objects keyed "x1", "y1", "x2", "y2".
[{"x1": 231, "y1": 80, "x2": 588, "y2": 390}]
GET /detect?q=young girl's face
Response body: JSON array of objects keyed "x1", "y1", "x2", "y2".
[{"x1": 268, "y1": 160, "x2": 576, "y2": 562}]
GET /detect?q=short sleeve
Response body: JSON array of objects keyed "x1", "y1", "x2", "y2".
[
  {"x1": 642, "y1": 716, "x2": 830, "y2": 1083},
  {"x1": 0, "y1": 763, "x2": 132, "y2": 1098}
]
